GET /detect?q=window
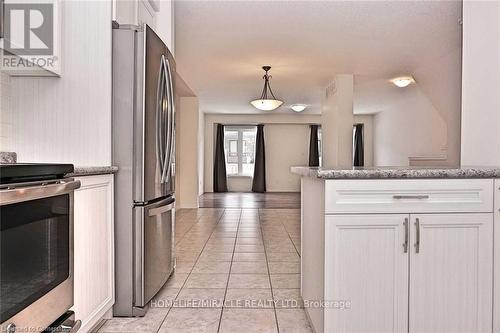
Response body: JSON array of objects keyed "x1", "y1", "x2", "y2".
[{"x1": 224, "y1": 126, "x2": 257, "y2": 177}]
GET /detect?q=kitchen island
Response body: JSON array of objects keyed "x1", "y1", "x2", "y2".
[{"x1": 291, "y1": 166, "x2": 500, "y2": 333}]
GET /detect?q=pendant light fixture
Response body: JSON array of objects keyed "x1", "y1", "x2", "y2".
[
  {"x1": 250, "y1": 66, "x2": 283, "y2": 111},
  {"x1": 390, "y1": 76, "x2": 415, "y2": 88},
  {"x1": 291, "y1": 104, "x2": 307, "y2": 112}
]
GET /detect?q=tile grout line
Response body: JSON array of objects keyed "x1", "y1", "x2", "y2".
[
  {"x1": 155, "y1": 208, "x2": 226, "y2": 333},
  {"x1": 279, "y1": 211, "x2": 301, "y2": 257},
  {"x1": 258, "y1": 208, "x2": 280, "y2": 333},
  {"x1": 174, "y1": 208, "x2": 215, "y2": 246},
  {"x1": 101, "y1": 208, "x2": 309, "y2": 333},
  {"x1": 217, "y1": 208, "x2": 243, "y2": 333}
]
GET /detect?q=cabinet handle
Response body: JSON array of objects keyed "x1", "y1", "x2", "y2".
[
  {"x1": 393, "y1": 195, "x2": 429, "y2": 200},
  {"x1": 403, "y1": 218, "x2": 409, "y2": 253},
  {"x1": 414, "y1": 218, "x2": 420, "y2": 253}
]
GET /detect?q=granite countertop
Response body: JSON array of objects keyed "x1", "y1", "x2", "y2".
[
  {"x1": 0, "y1": 152, "x2": 118, "y2": 177},
  {"x1": 291, "y1": 166, "x2": 500, "y2": 179},
  {"x1": 0, "y1": 152, "x2": 17, "y2": 164},
  {"x1": 67, "y1": 166, "x2": 119, "y2": 177}
]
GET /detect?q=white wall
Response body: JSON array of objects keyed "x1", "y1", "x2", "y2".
[
  {"x1": 413, "y1": 47, "x2": 462, "y2": 166},
  {"x1": 8, "y1": 0, "x2": 112, "y2": 166},
  {"x1": 461, "y1": 1, "x2": 500, "y2": 166},
  {"x1": 204, "y1": 113, "x2": 321, "y2": 193},
  {"x1": 266, "y1": 124, "x2": 310, "y2": 191},
  {"x1": 156, "y1": 0, "x2": 175, "y2": 54},
  {"x1": 355, "y1": 76, "x2": 452, "y2": 167},
  {"x1": 321, "y1": 74, "x2": 354, "y2": 167},
  {"x1": 176, "y1": 97, "x2": 199, "y2": 208},
  {"x1": 372, "y1": 85, "x2": 447, "y2": 166},
  {"x1": 198, "y1": 109, "x2": 205, "y2": 195},
  {"x1": 0, "y1": 73, "x2": 12, "y2": 151},
  {"x1": 354, "y1": 67, "x2": 460, "y2": 167}
]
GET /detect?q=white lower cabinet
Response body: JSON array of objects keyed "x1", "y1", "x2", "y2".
[
  {"x1": 495, "y1": 180, "x2": 500, "y2": 332},
  {"x1": 72, "y1": 175, "x2": 115, "y2": 333},
  {"x1": 325, "y1": 214, "x2": 409, "y2": 333},
  {"x1": 409, "y1": 214, "x2": 492, "y2": 333},
  {"x1": 325, "y1": 212, "x2": 493, "y2": 333}
]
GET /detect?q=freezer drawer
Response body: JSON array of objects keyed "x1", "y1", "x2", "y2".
[{"x1": 134, "y1": 196, "x2": 175, "y2": 307}]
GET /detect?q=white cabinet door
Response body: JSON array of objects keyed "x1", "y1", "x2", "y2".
[
  {"x1": 72, "y1": 175, "x2": 115, "y2": 333},
  {"x1": 113, "y1": 0, "x2": 136, "y2": 24},
  {"x1": 409, "y1": 213, "x2": 493, "y2": 333},
  {"x1": 113, "y1": 0, "x2": 156, "y2": 27},
  {"x1": 494, "y1": 180, "x2": 500, "y2": 333},
  {"x1": 325, "y1": 214, "x2": 409, "y2": 333}
]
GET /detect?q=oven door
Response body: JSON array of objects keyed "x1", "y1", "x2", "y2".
[{"x1": 0, "y1": 179, "x2": 79, "y2": 333}]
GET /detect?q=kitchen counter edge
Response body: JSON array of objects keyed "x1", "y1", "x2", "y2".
[
  {"x1": 68, "y1": 166, "x2": 119, "y2": 177},
  {"x1": 290, "y1": 166, "x2": 500, "y2": 179}
]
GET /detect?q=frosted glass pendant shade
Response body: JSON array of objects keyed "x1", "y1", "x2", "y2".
[
  {"x1": 250, "y1": 99, "x2": 284, "y2": 111},
  {"x1": 391, "y1": 76, "x2": 415, "y2": 88}
]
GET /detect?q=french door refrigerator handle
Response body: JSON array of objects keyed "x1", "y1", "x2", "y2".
[
  {"x1": 163, "y1": 57, "x2": 175, "y2": 184},
  {"x1": 156, "y1": 55, "x2": 167, "y2": 181},
  {"x1": 148, "y1": 202, "x2": 174, "y2": 216},
  {"x1": 160, "y1": 55, "x2": 171, "y2": 183}
]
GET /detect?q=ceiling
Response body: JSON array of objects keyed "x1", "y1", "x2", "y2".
[{"x1": 174, "y1": 0, "x2": 462, "y2": 115}]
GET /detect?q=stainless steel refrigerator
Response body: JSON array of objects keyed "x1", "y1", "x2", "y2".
[{"x1": 112, "y1": 23, "x2": 176, "y2": 317}]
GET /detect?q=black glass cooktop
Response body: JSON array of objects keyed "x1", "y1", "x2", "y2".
[{"x1": 0, "y1": 163, "x2": 74, "y2": 184}]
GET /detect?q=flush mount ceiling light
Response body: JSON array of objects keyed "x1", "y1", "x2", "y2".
[
  {"x1": 250, "y1": 66, "x2": 283, "y2": 111},
  {"x1": 391, "y1": 76, "x2": 415, "y2": 88},
  {"x1": 291, "y1": 104, "x2": 307, "y2": 112}
]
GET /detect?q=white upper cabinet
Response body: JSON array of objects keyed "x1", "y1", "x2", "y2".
[
  {"x1": 409, "y1": 213, "x2": 493, "y2": 333},
  {"x1": 325, "y1": 214, "x2": 409, "y2": 333},
  {"x1": 113, "y1": 0, "x2": 174, "y2": 52},
  {"x1": 113, "y1": 0, "x2": 158, "y2": 28},
  {"x1": 137, "y1": 0, "x2": 156, "y2": 28},
  {"x1": 1, "y1": 0, "x2": 61, "y2": 76}
]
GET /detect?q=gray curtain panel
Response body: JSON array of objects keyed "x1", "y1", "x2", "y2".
[
  {"x1": 353, "y1": 123, "x2": 364, "y2": 167},
  {"x1": 213, "y1": 123, "x2": 228, "y2": 192},
  {"x1": 309, "y1": 124, "x2": 320, "y2": 167},
  {"x1": 252, "y1": 124, "x2": 266, "y2": 193}
]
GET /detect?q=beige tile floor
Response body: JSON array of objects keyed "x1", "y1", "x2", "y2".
[{"x1": 98, "y1": 208, "x2": 313, "y2": 333}]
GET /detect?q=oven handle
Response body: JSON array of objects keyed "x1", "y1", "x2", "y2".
[
  {"x1": 63, "y1": 319, "x2": 81, "y2": 333},
  {"x1": 0, "y1": 179, "x2": 81, "y2": 205}
]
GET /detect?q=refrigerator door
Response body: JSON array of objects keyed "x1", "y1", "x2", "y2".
[
  {"x1": 134, "y1": 196, "x2": 175, "y2": 307},
  {"x1": 134, "y1": 24, "x2": 173, "y2": 203}
]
